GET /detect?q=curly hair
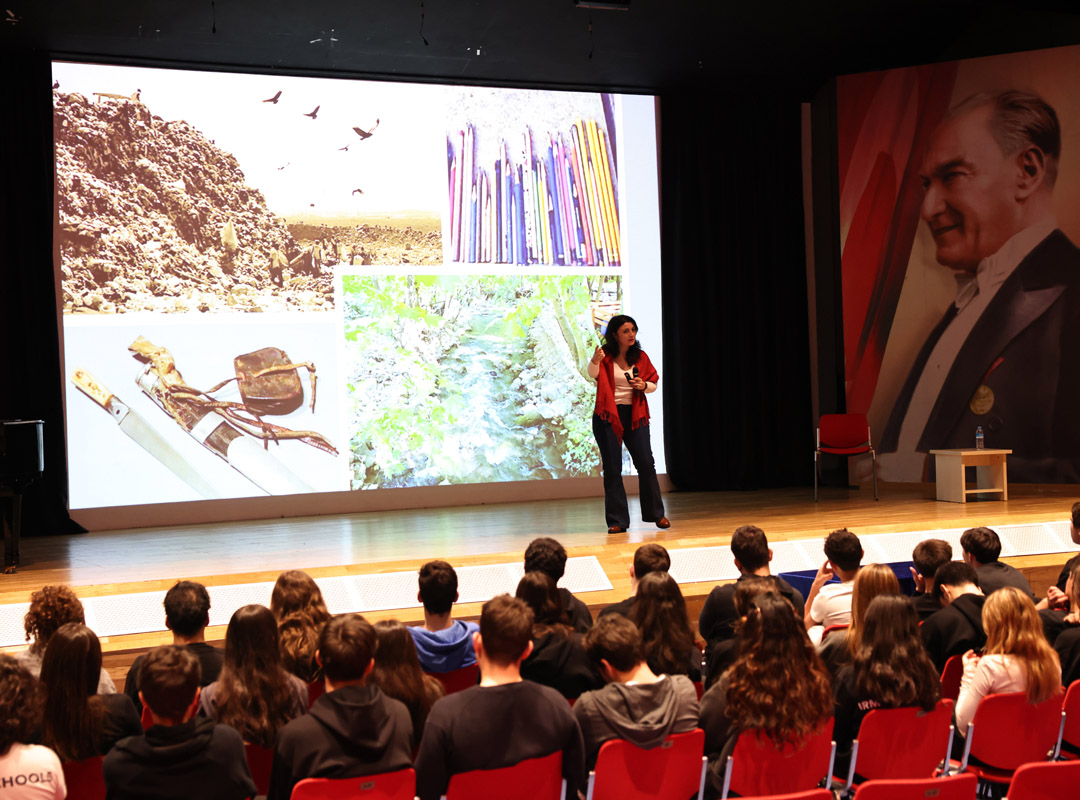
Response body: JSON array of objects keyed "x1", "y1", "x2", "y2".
[
  {"x1": 601, "y1": 314, "x2": 643, "y2": 365},
  {"x1": 271, "y1": 570, "x2": 331, "y2": 682},
  {"x1": 629, "y1": 572, "x2": 696, "y2": 677},
  {"x1": 0, "y1": 655, "x2": 42, "y2": 756},
  {"x1": 982, "y1": 587, "x2": 1061, "y2": 704},
  {"x1": 23, "y1": 585, "x2": 85, "y2": 654},
  {"x1": 853, "y1": 595, "x2": 940, "y2": 711},
  {"x1": 725, "y1": 592, "x2": 833, "y2": 748}
]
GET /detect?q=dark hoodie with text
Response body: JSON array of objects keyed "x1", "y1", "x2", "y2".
[
  {"x1": 572, "y1": 674, "x2": 700, "y2": 770},
  {"x1": 267, "y1": 684, "x2": 413, "y2": 800}
]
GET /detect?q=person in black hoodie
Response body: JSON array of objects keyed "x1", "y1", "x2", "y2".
[
  {"x1": 574, "y1": 614, "x2": 698, "y2": 770},
  {"x1": 268, "y1": 613, "x2": 413, "y2": 800},
  {"x1": 103, "y1": 645, "x2": 255, "y2": 800},
  {"x1": 919, "y1": 561, "x2": 987, "y2": 673},
  {"x1": 524, "y1": 537, "x2": 594, "y2": 634}
]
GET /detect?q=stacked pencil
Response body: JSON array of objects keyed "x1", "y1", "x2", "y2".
[{"x1": 447, "y1": 120, "x2": 621, "y2": 266}]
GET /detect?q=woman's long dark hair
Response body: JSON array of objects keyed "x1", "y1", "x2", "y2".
[
  {"x1": 629, "y1": 572, "x2": 696, "y2": 676},
  {"x1": 516, "y1": 572, "x2": 573, "y2": 640},
  {"x1": 213, "y1": 604, "x2": 300, "y2": 747},
  {"x1": 40, "y1": 622, "x2": 105, "y2": 762},
  {"x1": 369, "y1": 620, "x2": 445, "y2": 742},
  {"x1": 853, "y1": 594, "x2": 940, "y2": 710},
  {"x1": 726, "y1": 592, "x2": 833, "y2": 748},
  {"x1": 601, "y1": 314, "x2": 642, "y2": 365},
  {"x1": 271, "y1": 570, "x2": 331, "y2": 682}
]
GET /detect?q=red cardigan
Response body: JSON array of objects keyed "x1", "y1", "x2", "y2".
[{"x1": 593, "y1": 350, "x2": 659, "y2": 442}]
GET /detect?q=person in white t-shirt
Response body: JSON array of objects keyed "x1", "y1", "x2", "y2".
[
  {"x1": 804, "y1": 528, "x2": 863, "y2": 644},
  {"x1": 0, "y1": 655, "x2": 66, "y2": 800}
]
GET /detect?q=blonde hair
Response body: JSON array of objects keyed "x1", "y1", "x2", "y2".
[
  {"x1": 848, "y1": 564, "x2": 901, "y2": 656},
  {"x1": 982, "y1": 587, "x2": 1060, "y2": 704}
]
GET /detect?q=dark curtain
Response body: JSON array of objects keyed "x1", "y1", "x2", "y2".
[
  {"x1": 0, "y1": 51, "x2": 84, "y2": 535},
  {"x1": 660, "y1": 87, "x2": 813, "y2": 490}
]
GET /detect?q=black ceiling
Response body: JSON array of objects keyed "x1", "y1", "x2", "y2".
[{"x1": 5, "y1": 1, "x2": 1080, "y2": 98}]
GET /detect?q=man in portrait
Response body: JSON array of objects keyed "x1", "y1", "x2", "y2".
[{"x1": 879, "y1": 90, "x2": 1080, "y2": 484}]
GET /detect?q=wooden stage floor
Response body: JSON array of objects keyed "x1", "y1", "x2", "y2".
[{"x1": 2, "y1": 481, "x2": 1078, "y2": 680}]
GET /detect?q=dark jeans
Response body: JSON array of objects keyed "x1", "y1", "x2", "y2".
[{"x1": 593, "y1": 406, "x2": 665, "y2": 528}]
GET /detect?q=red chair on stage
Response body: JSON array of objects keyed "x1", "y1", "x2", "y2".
[
  {"x1": 851, "y1": 773, "x2": 977, "y2": 799},
  {"x1": 291, "y1": 768, "x2": 416, "y2": 800},
  {"x1": 838, "y1": 699, "x2": 955, "y2": 793},
  {"x1": 814, "y1": 413, "x2": 878, "y2": 501},
  {"x1": 444, "y1": 751, "x2": 564, "y2": 800},
  {"x1": 720, "y1": 719, "x2": 836, "y2": 799},
  {"x1": 584, "y1": 729, "x2": 706, "y2": 800},
  {"x1": 63, "y1": 756, "x2": 106, "y2": 800},
  {"x1": 940, "y1": 655, "x2": 964, "y2": 702},
  {"x1": 1058, "y1": 680, "x2": 1080, "y2": 759},
  {"x1": 427, "y1": 663, "x2": 480, "y2": 695},
  {"x1": 246, "y1": 743, "x2": 275, "y2": 796},
  {"x1": 1007, "y1": 759, "x2": 1080, "y2": 799},
  {"x1": 953, "y1": 689, "x2": 1065, "y2": 787}
]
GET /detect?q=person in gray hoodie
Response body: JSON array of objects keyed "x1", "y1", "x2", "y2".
[
  {"x1": 573, "y1": 613, "x2": 699, "y2": 770},
  {"x1": 267, "y1": 614, "x2": 413, "y2": 800},
  {"x1": 408, "y1": 561, "x2": 480, "y2": 673}
]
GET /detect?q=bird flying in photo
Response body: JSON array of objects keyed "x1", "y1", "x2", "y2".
[
  {"x1": 304, "y1": 105, "x2": 321, "y2": 119},
  {"x1": 263, "y1": 90, "x2": 282, "y2": 104},
  {"x1": 351, "y1": 189, "x2": 364, "y2": 196},
  {"x1": 277, "y1": 163, "x2": 290, "y2": 171},
  {"x1": 339, "y1": 144, "x2": 351, "y2": 152},
  {"x1": 352, "y1": 119, "x2": 380, "y2": 140}
]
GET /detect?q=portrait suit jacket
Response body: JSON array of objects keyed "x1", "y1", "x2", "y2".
[{"x1": 881, "y1": 229, "x2": 1080, "y2": 484}]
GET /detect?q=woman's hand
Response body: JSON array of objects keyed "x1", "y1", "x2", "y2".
[
  {"x1": 962, "y1": 649, "x2": 981, "y2": 671},
  {"x1": 630, "y1": 377, "x2": 647, "y2": 391},
  {"x1": 592, "y1": 346, "x2": 604, "y2": 364}
]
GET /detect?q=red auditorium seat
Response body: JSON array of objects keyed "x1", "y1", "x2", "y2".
[
  {"x1": 290, "y1": 767, "x2": 416, "y2": 799},
  {"x1": 245, "y1": 743, "x2": 275, "y2": 796},
  {"x1": 427, "y1": 663, "x2": 480, "y2": 695},
  {"x1": 444, "y1": 750, "x2": 564, "y2": 800},
  {"x1": 62, "y1": 756, "x2": 106, "y2": 800},
  {"x1": 719, "y1": 719, "x2": 836, "y2": 799},
  {"x1": 584, "y1": 729, "x2": 705, "y2": 800},
  {"x1": 940, "y1": 655, "x2": 963, "y2": 702},
  {"x1": 1059, "y1": 680, "x2": 1080, "y2": 759},
  {"x1": 851, "y1": 773, "x2": 977, "y2": 799},
  {"x1": 1007, "y1": 758, "x2": 1080, "y2": 799}
]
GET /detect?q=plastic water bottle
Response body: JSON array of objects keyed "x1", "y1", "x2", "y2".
[{"x1": 975, "y1": 426, "x2": 985, "y2": 450}]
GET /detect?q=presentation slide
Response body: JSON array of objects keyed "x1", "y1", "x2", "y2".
[{"x1": 52, "y1": 62, "x2": 664, "y2": 510}]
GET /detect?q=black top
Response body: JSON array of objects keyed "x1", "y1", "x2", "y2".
[
  {"x1": 698, "y1": 575, "x2": 806, "y2": 649},
  {"x1": 521, "y1": 631, "x2": 604, "y2": 699},
  {"x1": 268, "y1": 684, "x2": 413, "y2": 800},
  {"x1": 976, "y1": 562, "x2": 1034, "y2": 599},
  {"x1": 831, "y1": 665, "x2": 881, "y2": 776},
  {"x1": 103, "y1": 716, "x2": 256, "y2": 800},
  {"x1": 560, "y1": 588, "x2": 594, "y2": 634},
  {"x1": 414, "y1": 681, "x2": 585, "y2": 800},
  {"x1": 912, "y1": 592, "x2": 942, "y2": 622},
  {"x1": 125, "y1": 642, "x2": 224, "y2": 714},
  {"x1": 920, "y1": 593, "x2": 987, "y2": 673},
  {"x1": 1055, "y1": 627, "x2": 1080, "y2": 689},
  {"x1": 34, "y1": 693, "x2": 142, "y2": 760},
  {"x1": 598, "y1": 596, "x2": 636, "y2": 619},
  {"x1": 1056, "y1": 554, "x2": 1080, "y2": 593},
  {"x1": 699, "y1": 673, "x2": 737, "y2": 799}
]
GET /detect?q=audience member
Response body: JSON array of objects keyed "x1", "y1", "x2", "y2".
[
  {"x1": 0, "y1": 655, "x2": 66, "y2": 800},
  {"x1": 960, "y1": 527, "x2": 1034, "y2": 599},
  {"x1": 630, "y1": 572, "x2": 702, "y2": 681},
  {"x1": 124, "y1": 580, "x2": 223, "y2": 714},
  {"x1": 40, "y1": 623, "x2": 140, "y2": 762},
  {"x1": 515, "y1": 572, "x2": 602, "y2": 699},
  {"x1": 700, "y1": 592, "x2": 832, "y2": 799},
  {"x1": 1050, "y1": 560, "x2": 1080, "y2": 688},
  {"x1": 524, "y1": 537, "x2": 593, "y2": 633},
  {"x1": 17, "y1": 585, "x2": 115, "y2": 694},
  {"x1": 818, "y1": 564, "x2": 901, "y2": 676},
  {"x1": 104, "y1": 646, "x2": 255, "y2": 800},
  {"x1": 832, "y1": 595, "x2": 941, "y2": 774},
  {"x1": 369, "y1": 620, "x2": 445, "y2": 746},
  {"x1": 268, "y1": 614, "x2": 413, "y2": 800},
  {"x1": 408, "y1": 560, "x2": 480, "y2": 673},
  {"x1": 955, "y1": 587, "x2": 1061, "y2": 738},
  {"x1": 703, "y1": 576, "x2": 776, "y2": 689},
  {"x1": 804, "y1": 528, "x2": 863, "y2": 642},
  {"x1": 910, "y1": 539, "x2": 953, "y2": 620},
  {"x1": 414, "y1": 595, "x2": 585, "y2": 800},
  {"x1": 599, "y1": 543, "x2": 670, "y2": 619},
  {"x1": 198, "y1": 604, "x2": 308, "y2": 747},
  {"x1": 697, "y1": 525, "x2": 805, "y2": 649},
  {"x1": 1053, "y1": 501, "x2": 1080, "y2": 596},
  {"x1": 574, "y1": 614, "x2": 699, "y2": 770},
  {"x1": 271, "y1": 570, "x2": 332, "y2": 683},
  {"x1": 920, "y1": 562, "x2": 986, "y2": 673}
]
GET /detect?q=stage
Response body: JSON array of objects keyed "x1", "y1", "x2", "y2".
[{"x1": 1, "y1": 481, "x2": 1077, "y2": 686}]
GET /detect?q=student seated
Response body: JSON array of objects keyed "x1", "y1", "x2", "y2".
[
  {"x1": 574, "y1": 614, "x2": 699, "y2": 770},
  {"x1": 414, "y1": 594, "x2": 585, "y2": 800},
  {"x1": 599, "y1": 544, "x2": 670, "y2": 619},
  {"x1": 408, "y1": 560, "x2": 480, "y2": 674},
  {"x1": 1049, "y1": 560, "x2": 1080, "y2": 687},
  {"x1": 17, "y1": 585, "x2": 115, "y2": 694},
  {"x1": 920, "y1": 562, "x2": 986, "y2": 673},
  {"x1": 804, "y1": 528, "x2": 863, "y2": 643},
  {"x1": 960, "y1": 527, "x2": 1034, "y2": 599},
  {"x1": 0, "y1": 655, "x2": 66, "y2": 800},
  {"x1": 271, "y1": 570, "x2": 332, "y2": 683},
  {"x1": 910, "y1": 539, "x2": 953, "y2": 621},
  {"x1": 1052, "y1": 501, "x2": 1080, "y2": 598},
  {"x1": 629, "y1": 572, "x2": 702, "y2": 681},
  {"x1": 524, "y1": 537, "x2": 594, "y2": 633},
  {"x1": 103, "y1": 646, "x2": 256, "y2": 800},
  {"x1": 268, "y1": 614, "x2": 413, "y2": 800},
  {"x1": 369, "y1": 620, "x2": 446, "y2": 747},
  {"x1": 124, "y1": 580, "x2": 223, "y2": 714},
  {"x1": 817, "y1": 564, "x2": 900, "y2": 678},
  {"x1": 703, "y1": 576, "x2": 777, "y2": 689}
]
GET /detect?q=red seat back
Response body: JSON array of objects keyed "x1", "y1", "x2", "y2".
[
  {"x1": 1007, "y1": 759, "x2": 1080, "y2": 799},
  {"x1": 726, "y1": 719, "x2": 835, "y2": 798},
  {"x1": 940, "y1": 655, "x2": 963, "y2": 702},
  {"x1": 291, "y1": 768, "x2": 417, "y2": 800},
  {"x1": 967, "y1": 689, "x2": 1064, "y2": 773},
  {"x1": 63, "y1": 756, "x2": 106, "y2": 800},
  {"x1": 852, "y1": 700, "x2": 954, "y2": 781},
  {"x1": 733, "y1": 793, "x2": 833, "y2": 800},
  {"x1": 245, "y1": 743, "x2": 275, "y2": 796},
  {"x1": 821, "y1": 624, "x2": 850, "y2": 642},
  {"x1": 428, "y1": 663, "x2": 480, "y2": 695},
  {"x1": 308, "y1": 678, "x2": 326, "y2": 709},
  {"x1": 446, "y1": 751, "x2": 563, "y2": 800},
  {"x1": 140, "y1": 703, "x2": 154, "y2": 731},
  {"x1": 852, "y1": 773, "x2": 977, "y2": 800},
  {"x1": 818, "y1": 414, "x2": 871, "y2": 453},
  {"x1": 1060, "y1": 681, "x2": 1080, "y2": 758},
  {"x1": 587, "y1": 729, "x2": 705, "y2": 800}
]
